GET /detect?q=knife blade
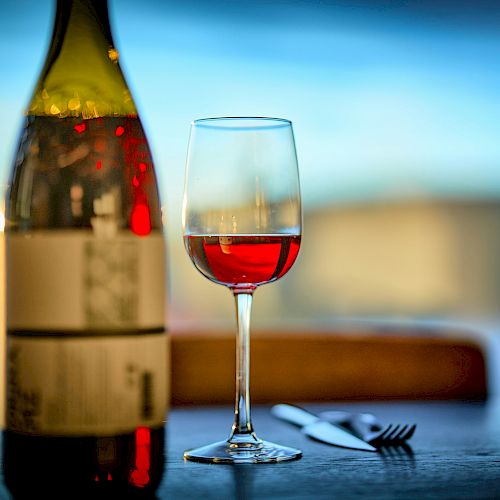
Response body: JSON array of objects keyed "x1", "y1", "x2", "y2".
[{"x1": 271, "y1": 404, "x2": 377, "y2": 452}]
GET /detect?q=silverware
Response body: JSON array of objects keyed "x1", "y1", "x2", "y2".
[
  {"x1": 318, "y1": 409, "x2": 416, "y2": 447},
  {"x1": 271, "y1": 404, "x2": 377, "y2": 452}
]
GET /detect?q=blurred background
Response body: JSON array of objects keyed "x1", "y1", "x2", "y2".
[{"x1": 1, "y1": 0, "x2": 500, "y2": 342}]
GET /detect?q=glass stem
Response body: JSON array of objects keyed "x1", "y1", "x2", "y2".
[{"x1": 229, "y1": 291, "x2": 258, "y2": 443}]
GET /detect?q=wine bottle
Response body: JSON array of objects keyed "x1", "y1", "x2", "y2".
[{"x1": 3, "y1": 0, "x2": 168, "y2": 497}]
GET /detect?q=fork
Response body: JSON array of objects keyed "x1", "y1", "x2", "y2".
[{"x1": 318, "y1": 410, "x2": 416, "y2": 447}]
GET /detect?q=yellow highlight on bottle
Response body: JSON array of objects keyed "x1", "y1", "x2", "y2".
[
  {"x1": 108, "y1": 48, "x2": 119, "y2": 62},
  {"x1": 68, "y1": 97, "x2": 81, "y2": 111}
]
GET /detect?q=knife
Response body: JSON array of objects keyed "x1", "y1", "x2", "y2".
[{"x1": 271, "y1": 404, "x2": 377, "y2": 452}]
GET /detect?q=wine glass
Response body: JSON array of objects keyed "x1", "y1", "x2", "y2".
[{"x1": 182, "y1": 117, "x2": 302, "y2": 464}]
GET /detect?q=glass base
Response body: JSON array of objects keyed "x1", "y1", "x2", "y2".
[{"x1": 184, "y1": 438, "x2": 302, "y2": 464}]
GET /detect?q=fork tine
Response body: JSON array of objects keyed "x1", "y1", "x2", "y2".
[
  {"x1": 401, "y1": 424, "x2": 417, "y2": 441},
  {"x1": 393, "y1": 425, "x2": 409, "y2": 442},
  {"x1": 377, "y1": 424, "x2": 394, "y2": 440},
  {"x1": 385, "y1": 425, "x2": 401, "y2": 442},
  {"x1": 380, "y1": 423, "x2": 417, "y2": 446},
  {"x1": 369, "y1": 424, "x2": 394, "y2": 446}
]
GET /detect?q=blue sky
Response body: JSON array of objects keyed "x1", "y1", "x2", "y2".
[{"x1": 1, "y1": 0, "x2": 499, "y2": 212}]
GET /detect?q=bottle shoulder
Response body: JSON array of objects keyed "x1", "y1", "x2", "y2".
[{"x1": 29, "y1": 53, "x2": 137, "y2": 118}]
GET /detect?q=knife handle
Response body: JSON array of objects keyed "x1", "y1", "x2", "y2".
[{"x1": 271, "y1": 404, "x2": 320, "y2": 427}]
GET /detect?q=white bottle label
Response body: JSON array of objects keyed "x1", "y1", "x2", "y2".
[
  {"x1": 6, "y1": 333, "x2": 169, "y2": 436},
  {"x1": 7, "y1": 230, "x2": 166, "y2": 331}
]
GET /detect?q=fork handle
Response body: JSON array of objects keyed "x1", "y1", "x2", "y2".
[
  {"x1": 345, "y1": 415, "x2": 381, "y2": 441},
  {"x1": 318, "y1": 410, "x2": 382, "y2": 440}
]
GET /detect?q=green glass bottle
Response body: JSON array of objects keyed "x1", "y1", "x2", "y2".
[{"x1": 3, "y1": 0, "x2": 168, "y2": 497}]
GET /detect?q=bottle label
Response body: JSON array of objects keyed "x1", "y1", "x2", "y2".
[
  {"x1": 6, "y1": 333, "x2": 169, "y2": 436},
  {"x1": 7, "y1": 230, "x2": 166, "y2": 331}
]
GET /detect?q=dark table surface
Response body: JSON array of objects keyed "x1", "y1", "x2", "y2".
[
  {"x1": 0, "y1": 400, "x2": 498, "y2": 499},
  {"x1": 155, "y1": 400, "x2": 500, "y2": 499}
]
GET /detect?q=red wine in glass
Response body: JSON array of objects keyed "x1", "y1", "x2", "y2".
[{"x1": 184, "y1": 234, "x2": 301, "y2": 290}]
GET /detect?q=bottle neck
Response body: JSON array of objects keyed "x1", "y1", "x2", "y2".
[
  {"x1": 43, "y1": 0, "x2": 114, "y2": 73},
  {"x1": 30, "y1": 0, "x2": 137, "y2": 118}
]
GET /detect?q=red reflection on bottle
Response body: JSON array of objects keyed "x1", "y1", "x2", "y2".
[
  {"x1": 74, "y1": 122, "x2": 86, "y2": 134},
  {"x1": 131, "y1": 203, "x2": 151, "y2": 236},
  {"x1": 132, "y1": 175, "x2": 140, "y2": 187},
  {"x1": 129, "y1": 427, "x2": 151, "y2": 488},
  {"x1": 96, "y1": 160, "x2": 102, "y2": 170},
  {"x1": 139, "y1": 162, "x2": 147, "y2": 172},
  {"x1": 115, "y1": 125, "x2": 125, "y2": 137}
]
